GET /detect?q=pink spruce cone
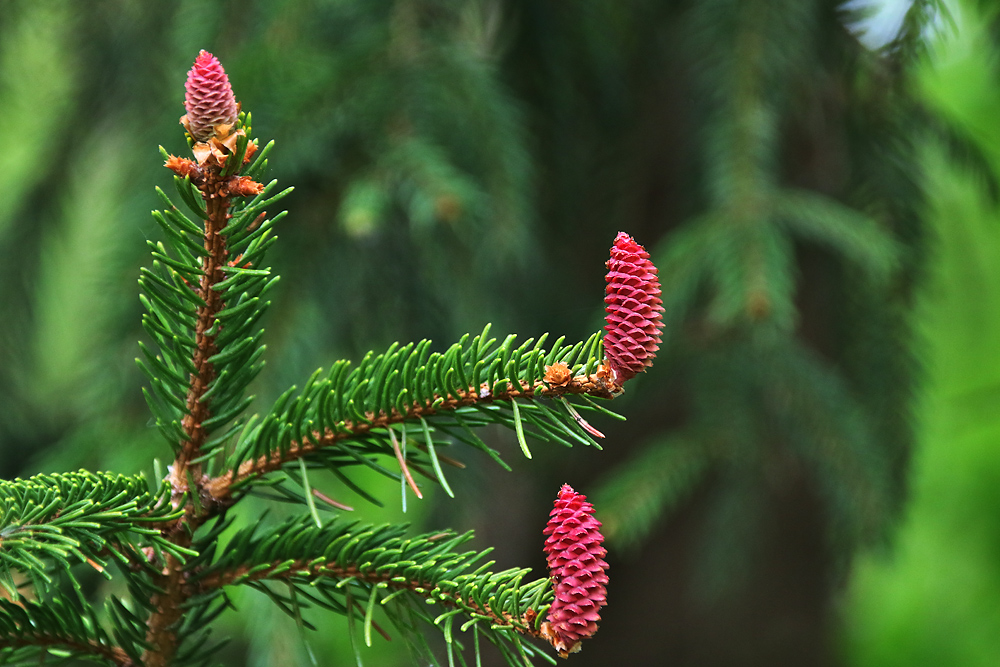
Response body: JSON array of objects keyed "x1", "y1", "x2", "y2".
[
  {"x1": 603, "y1": 231, "x2": 664, "y2": 384},
  {"x1": 541, "y1": 484, "x2": 609, "y2": 656},
  {"x1": 184, "y1": 50, "x2": 238, "y2": 141}
]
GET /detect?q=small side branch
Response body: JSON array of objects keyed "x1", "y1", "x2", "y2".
[
  {"x1": 1, "y1": 636, "x2": 134, "y2": 666},
  {"x1": 205, "y1": 374, "x2": 618, "y2": 500},
  {"x1": 197, "y1": 560, "x2": 544, "y2": 641}
]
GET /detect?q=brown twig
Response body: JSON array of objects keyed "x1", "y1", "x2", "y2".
[
  {"x1": 144, "y1": 165, "x2": 234, "y2": 667},
  {"x1": 389, "y1": 427, "x2": 422, "y2": 499},
  {"x1": 171, "y1": 176, "x2": 231, "y2": 495}
]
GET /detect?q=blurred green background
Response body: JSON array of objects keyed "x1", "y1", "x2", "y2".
[{"x1": 2, "y1": 0, "x2": 1000, "y2": 665}]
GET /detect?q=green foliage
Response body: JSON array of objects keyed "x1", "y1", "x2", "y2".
[
  {"x1": 0, "y1": 596, "x2": 125, "y2": 666},
  {"x1": 0, "y1": 76, "x2": 618, "y2": 662},
  {"x1": 846, "y1": 6, "x2": 1000, "y2": 663},
  {"x1": 140, "y1": 130, "x2": 290, "y2": 454},
  {"x1": 0, "y1": 0, "x2": 984, "y2": 664},
  {"x1": 773, "y1": 190, "x2": 899, "y2": 279},
  {"x1": 0, "y1": 471, "x2": 182, "y2": 592},
  {"x1": 225, "y1": 328, "x2": 609, "y2": 491},
  {"x1": 594, "y1": 436, "x2": 708, "y2": 550},
  {"x1": 196, "y1": 517, "x2": 556, "y2": 666},
  {"x1": 0, "y1": 472, "x2": 191, "y2": 665},
  {"x1": 584, "y1": 0, "x2": 945, "y2": 596}
]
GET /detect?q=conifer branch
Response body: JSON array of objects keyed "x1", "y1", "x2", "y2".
[
  {"x1": 143, "y1": 52, "x2": 267, "y2": 667},
  {"x1": 0, "y1": 636, "x2": 133, "y2": 667},
  {"x1": 174, "y1": 173, "x2": 231, "y2": 490},
  {"x1": 0, "y1": 598, "x2": 135, "y2": 666},
  {"x1": 0, "y1": 472, "x2": 184, "y2": 589},
  {"x1": 143, "y1": 160, "x2": 236, "y2": 667},
  {"x1": 205, "y1": 372, "x2": 618, "y2": 501},
  {"x1": 36, "y1": 49, "x2": 646, "y2": 666},
  {"x1": 191, "y1": 519, "x2": 555, "y2": 657},
  {"x1": 198, "y1": 559, "x2": 545, "y2": 637},
  {"x1": 712, "y1": 2, "x2": 790, "y2": 325},
  {"x1": 594, "y1": 435, "x2": 710, "y2": 548}
]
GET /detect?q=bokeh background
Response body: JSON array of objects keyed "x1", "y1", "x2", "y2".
[{"x1": 2, "y1": 0, "x2": 1000, "y2": 665}]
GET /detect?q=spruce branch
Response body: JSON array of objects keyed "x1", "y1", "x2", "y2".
[
  {"x1": 191, "y1": 518, "x2": 558, "y2": 659},
  {"x1": 203, "y1": 330, "x2": 620, "y2": 503},
  {"x1": 173, "y1": 163, "x2": 231, "y2": 487},
  {"x1": 765, "y1": 340, "x2": 892, "y2": 546},
  {"x1": 773, "y1": 189, "x2": 899, "y2": 278},
  {"x1": 140, "y1": 52, "x2": 279, "y2": 667},
  {"x1": 0, "y1": 597, "x2": 134, "y2": 666},
  {"x1": 133, "y1": 50, "x2": 650, "y2": 665},
  {"x1": 0, "y1": 471, "x2": 184, "y2": 591},
  {"x1": 594, "y1": 435, "x2": 710, "y2": 549},
  {"x1": 0, "y1": 41, "x2": 652, "y2": 662},
  {"x1": 689, "y1": 0, "x2": 816, "y2": 327}
]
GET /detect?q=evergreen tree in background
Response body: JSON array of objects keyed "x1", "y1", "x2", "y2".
[
  {"x1": 0, "y1": 1, "x2": 981, "y2": 665},
  {"x1": 847, "y1": 2, "x2": 1000, "y2": 664}
]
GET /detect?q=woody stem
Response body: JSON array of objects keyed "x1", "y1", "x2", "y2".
[{"x1": 144, "y1": 169, "x2": 231, "y2": 667}]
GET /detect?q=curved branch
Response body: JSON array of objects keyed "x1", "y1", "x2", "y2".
[
  {"x1": 197, "y1": 559, "x2": 545, "y2": 642},
  {"x1": 1, "y1": 636, "x2": 133, "y2": 666},
  {"x1": 204, "y1": 373, "x2": 618, "y2": 501}
]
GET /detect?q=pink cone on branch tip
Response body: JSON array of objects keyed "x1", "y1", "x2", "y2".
[
  {"x1": 541, "y1": 484, "x2": 608, "y2": 656},
  {"x1": 603, "y1": 231, "x2": 664, "y2": 384},
  {"x1": 184, "y1": 50, "x2": 238, "y2": 142}
]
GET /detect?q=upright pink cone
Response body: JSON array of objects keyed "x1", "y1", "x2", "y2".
[
  {"x1": 603, "y1": 232, "x2": 664, "y2": 384},
  {"x1": 541, "y1": 484, "x2": 608, "y2": 656},
  {"x1": 184, "y1": 50, "x2": 238, "y2": 141}
]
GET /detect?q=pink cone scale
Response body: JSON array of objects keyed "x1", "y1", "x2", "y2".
[
  {"x1": 603, "y1": 231, "x2": 664, "y2": 384},
  {"x1": 541, "y1": 484, "x2": 608, "y2": 656},
  {"x1": 184, "y1": 50, "x2": 238, "y2": 141}
]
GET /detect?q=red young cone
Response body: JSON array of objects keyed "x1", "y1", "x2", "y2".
[
  {"x1": 603, "y1": 231, "x2": 664, "y2": 384},
  {"x1": 184, "y1": 50, "x2": 238, "y2": 141},
  {"x1": 541, "y1": 484, "x2": 608, "y2": 656}
]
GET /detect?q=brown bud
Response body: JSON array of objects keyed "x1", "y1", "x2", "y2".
[
  {"x1": 164, "y1": 155, "x2": 202, "y2": 182},
  {"x1": 243, "y1": 141, "x2": 259, "y2": 164},
  {"x1": 227, "y1": 253, "x2": 252, "y2": 269},
  {"x1": 544, "y1": 362, "x2": 572, "y2": 387},
  {"x1": 221, "y1": 176, "x2": 264, "y2": 198}
]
